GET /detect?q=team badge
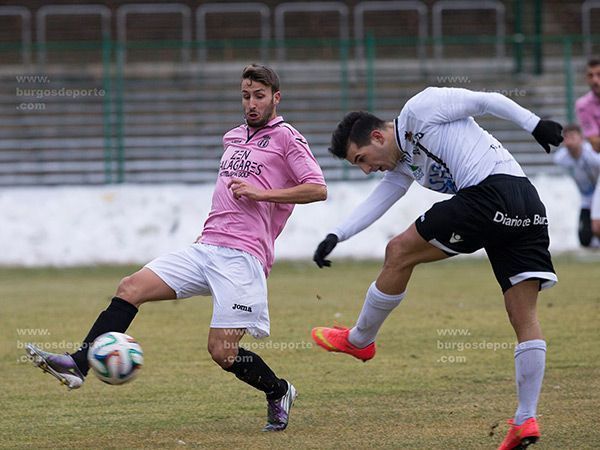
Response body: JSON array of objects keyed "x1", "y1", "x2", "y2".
[{"x1": 257, "y1": 135, "x2": 271, "y2": 148}]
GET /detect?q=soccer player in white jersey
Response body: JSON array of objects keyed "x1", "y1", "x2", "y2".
[
  {"x1": 310, "y1": 87, "x2": 563, "y2": 449},
  {"x1": 25, "y1": 64, "x2": 327, "y2": 432},
  {"x1": 553, "y1": 124, "x2": 600, "y2": 246}
]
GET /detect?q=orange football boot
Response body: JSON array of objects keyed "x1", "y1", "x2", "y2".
[
  {"x1": 498, "y1": 418, "x2": 540, "y2": 450},
  {"x1": 311, "y1": 326, "x2": 376, "y2": 362}
]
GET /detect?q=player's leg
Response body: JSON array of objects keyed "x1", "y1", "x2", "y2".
[
  {"x1": 209, "y1": 327, "x2": 294, "y2": 431},
  {"x1": 312, "y1": 224, "x2": 449, "y2": 359},
  {"x1": 204, "y1": 245, "x2": 296, "y2": 431},
  {"x1": 578, "y1": 208, "x2": 592, "y2": 247},
  {"x1": 484, "y1": 177, "x2": 556, "y2": 449},
  {"x1": 313, "y1": 192, "x2": 482, "y2": 359},
  {"x1": 26, "y1": 246, "x2": 203, "y2": 388},
  {"x1": 26, "y1": 267, "x2": 173, "y2": 388},
  {"x1": 211, "y1": 327, "x2": 296, "y2": 432},
  {"x1": 67, "y1": 267, "x2": 176, "y2": 375},
  {"x1": 497, "y1": 280, "x2": 545, "y2": 449},
  {"x1": 348, "y1": 223, "x2": 448, "y2": 347}
]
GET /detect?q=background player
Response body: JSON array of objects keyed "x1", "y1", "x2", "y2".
[
  {"x1": 310, "y1": 87, "x2": 562, "y2": 449},
  {"x1": 553, "y1": 124, "x2": 600, "y2": 246},
  {"x1": 26, "y1": 64, "x2": 327, "y2": 432},
  {"x1": 576, "y1": 58, "x2": 600, "y2": 152}
]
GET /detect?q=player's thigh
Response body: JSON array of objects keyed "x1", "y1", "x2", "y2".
[
  {"x1": 483, "y1": 176, "x2": 557, "y2": 293},
  {"x1": 386, "y1": 223, "x2": 449, "y2": 267},
  {"x1": 486, "y1": 226, "x2": 556, "y2": 294},
  {"x1": 415, "y1": 192, "x2": 485, "y2": 256},
  {"x1": 143, "y1": 245, "x2": 211, "y2": 300}
]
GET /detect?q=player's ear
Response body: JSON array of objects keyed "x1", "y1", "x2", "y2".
[
  {"x1": 273, "y1": 91, "x2": 281, "y2": 105},
  {"x1": 371, "y1": 129, "x2": 384, "y2": 145}
]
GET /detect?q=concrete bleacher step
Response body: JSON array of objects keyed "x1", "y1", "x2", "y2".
[{"x1": 0, "y1": 59, "x2": 579, "y2": 185}]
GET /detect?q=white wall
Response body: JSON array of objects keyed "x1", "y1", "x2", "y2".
[{"x1": 0, "y1": 175, "x2": 583, "y2": 267}]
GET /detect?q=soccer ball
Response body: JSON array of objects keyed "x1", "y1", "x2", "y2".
[{"x1": 87, "y1": 332, "x2": 143, "y2": 385}]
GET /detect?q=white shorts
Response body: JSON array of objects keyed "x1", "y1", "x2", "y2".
[{"x1": 145, "y1": 243, "x2": 269, "y2": 338}]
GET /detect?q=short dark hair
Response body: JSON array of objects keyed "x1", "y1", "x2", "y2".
[
  {"x1": 242, "y1": 64, "x2": 280, "y2": 94},
  {"x1": 587, "y1": 58, "x2": 600, "y2": 68},
  {"x1": 329, "y1": 111, "x2": 386, "y2": 159},
  {"x1": 563, "y1": 123, "x2": 582, "y2": 134}
]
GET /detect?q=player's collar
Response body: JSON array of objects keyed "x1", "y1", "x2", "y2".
[{"x1": 393, "y1": 118, "x2": 405, "y2": 153}]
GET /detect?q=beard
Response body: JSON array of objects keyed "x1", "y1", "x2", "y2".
[{"x1": 245, "y1": 100, "x2": 276, "y2": 128}]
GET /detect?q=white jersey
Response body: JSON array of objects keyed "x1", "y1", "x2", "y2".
[
  {"x1": 553, "y1": 142, "x2": 600, "y2": 209},
  {"x1": 332, "y1": 87, "x2": 541, "y2": 241}
]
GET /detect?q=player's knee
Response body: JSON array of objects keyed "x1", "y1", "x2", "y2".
[
  {"x1": 207, "y1": 341, "x2": 237, "y2": 369},
  {"x1": 115, "y1": 276, "x2": 144, "y2": 307},
  {"x1": 383, "y1": 235, "x2": 412, "y2": 269}
]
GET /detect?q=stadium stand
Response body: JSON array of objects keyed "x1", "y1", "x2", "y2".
[{"x1": 0, "y1": 0, "x2": 595, "y2": 185}]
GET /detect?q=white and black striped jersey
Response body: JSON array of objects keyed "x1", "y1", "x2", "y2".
[{"x1": 332, "y1": 87, "x2": 541, "y2": 242}]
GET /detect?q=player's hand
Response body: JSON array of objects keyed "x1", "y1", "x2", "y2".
[
  {"x1": 313, "y1": 234, "x2": 338, "y2": 268},
  {"x1": 228, "y1": 178, "x2": 264, "y2": 201},
  {"x1": 532, "y1": 119, "x2": 563, "y2": 153}
]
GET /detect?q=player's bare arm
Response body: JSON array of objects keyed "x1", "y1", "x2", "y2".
[{"x1": 228, "y1": 178, "x2": 326, "y2": 204}]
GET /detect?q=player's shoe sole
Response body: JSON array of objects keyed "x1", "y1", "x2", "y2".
[
  {"x1": 25, "y1": 344, "x2": 84, "y2": 390},
  {"x1": 311, "y1": 326, "x2": 376, "y2": 362}
]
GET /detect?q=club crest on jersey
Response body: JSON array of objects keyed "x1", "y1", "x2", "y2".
[{"x1": 257, "y1": 135, "x2": 271, "y2": 148}]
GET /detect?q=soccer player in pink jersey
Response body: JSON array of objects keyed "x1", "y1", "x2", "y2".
[
  {"x1": 25, "y1": 64, "x2": 327, "y2": 431},
  {"x1": 576, "y1": 58, "x2": 600, "y2": 153}
]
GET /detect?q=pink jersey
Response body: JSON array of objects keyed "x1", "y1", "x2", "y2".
[
  {"x1": 200, "y1": 116, "x2": 325, "y2": 275},
  {"x1": 576, "y1": 91, "x2": 600, "y2": 138}
]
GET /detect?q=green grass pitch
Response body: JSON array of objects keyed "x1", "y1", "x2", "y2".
[{"x1": 1, "y1": 257, "x2": 598, "y2": 449}]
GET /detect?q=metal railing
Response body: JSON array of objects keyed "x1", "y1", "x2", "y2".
[
  {"x1": 354, "y1": 0, "x2": 428, "y2": 61},
  {"x1": 432, "y1": 0, "x2": 506, "y2": 60},
  {"x1": 274, "y1": 2, "x2": 349, "y2": 61},
  {"x1": 582, "y1": 0, "x2": 600, "y2": 57},
  {"x1": 36, "y1": 4, "x2": 111, "y2": 65},
  {"x1": 196, "y1": 2, "x2": 270, "y2": 63},
  {"x1": 0, "y1": 6, "x2": 31, "y2": 65},
  {"x1": 116, "y1": 3, "x2": 192, "y2": 64}
]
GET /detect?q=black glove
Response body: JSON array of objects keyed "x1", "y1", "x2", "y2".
[
  {"x1": 532, "y1": 119, "x2": 563, "y2": 154},
  {"x1": 313, "y1": 233, "x2": 338, "y2": 268}
]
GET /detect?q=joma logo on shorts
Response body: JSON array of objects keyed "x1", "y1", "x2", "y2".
[{"x1": 232, "y1": 303, "x2": 253, "y2": 312}]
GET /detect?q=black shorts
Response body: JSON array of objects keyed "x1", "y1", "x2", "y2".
[{"x1": 415, "y1": 174, "x2": 557, "y2": 293}]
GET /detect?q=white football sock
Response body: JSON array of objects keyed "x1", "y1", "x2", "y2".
[
  {"x1": 348, "y1": 282, "x2": 405, "y2": 348},
  {"x1": 514, "y1": 339, "x2": 546, "y2": 425}
]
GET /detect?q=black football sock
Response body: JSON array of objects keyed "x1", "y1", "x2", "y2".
[
  {"x1": 70, "y1": 297, "x2": 138, "y2": 376},
  {"x1": 224, "y1": 348, "x2": 288, "y2": 400}
]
